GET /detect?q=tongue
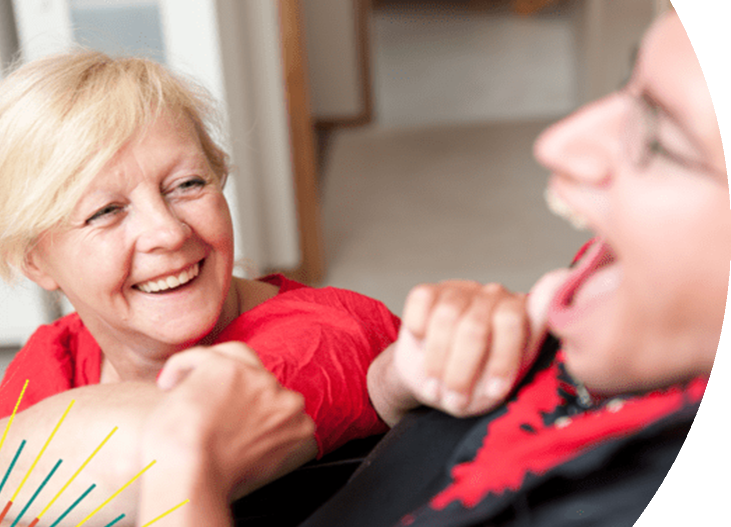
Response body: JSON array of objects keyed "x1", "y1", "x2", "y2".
[{"x1": 549, "y1": 240, "x2": 621, "y2": 326}]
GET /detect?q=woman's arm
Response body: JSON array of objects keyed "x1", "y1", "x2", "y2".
[
  {"x1": 137, "y1": 342, "x2": 317, "y2": 527},
  {"x1": 0, "y1": 342, "x2": 317, "y2": 527},
  {"x1": 0, "y1": 382, "x2": 161, "y2": 527}
]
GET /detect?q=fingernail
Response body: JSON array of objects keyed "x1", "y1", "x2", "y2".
[
  {"x1": 483, "y1": 378, "x2": 508, "y2": 400},
  {"x1": 442, "y1": 391, "x2": 468, "y2": 414},
  {"x1": 422, "y1": 378, "x2": 440, "y2": 402}
]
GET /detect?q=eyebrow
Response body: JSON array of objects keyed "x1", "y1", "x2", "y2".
[
  {"x1": 629, "y1": 42, "x2": 706, "y2": 151},
  {"x1": 641, "y1": 89, "x2": 727, "y2": 178}
]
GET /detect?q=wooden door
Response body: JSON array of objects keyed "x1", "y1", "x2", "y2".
[{"x1": 278, "y1": 0, "x2": 326, "y2": 284}]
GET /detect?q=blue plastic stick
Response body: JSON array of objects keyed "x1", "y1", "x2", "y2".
[
  {"x1": 0, "y1": 440, "x2": 26, "y2": 495},
  {"x1": 48, "y1": 483, "x2": 95, "y2": 527},
  {"x1": 102, "y1": 513, "x2": 126, "y2": 527},
  {"x1": 10, "y1": 458, "x2": 62, "y2": 527}
]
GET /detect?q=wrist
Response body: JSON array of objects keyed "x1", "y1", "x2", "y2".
[{"x1": 368, "y1": 344, "x2": 421, "y2": 427}]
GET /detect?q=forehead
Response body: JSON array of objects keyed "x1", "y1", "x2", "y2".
[
  {"x1": 83, "y1": 112, "x2": 207, "y2": 190},
  {"x1": 636, "y1": 13, "x2": 725, "y2": 171},
  {"x1": 117, "y1": 111, "x2": 204, "y2": 163}
]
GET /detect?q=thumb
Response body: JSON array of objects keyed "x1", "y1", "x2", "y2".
[{"x1": 525, "y1": 268, "x2": 570, "y2": 355}]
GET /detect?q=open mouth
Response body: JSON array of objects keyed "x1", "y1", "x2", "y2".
[
  {"x1": 134, "y1": 261, "x2": 202, "y2": 294},
  {"x1": 548, "y1": 239, "x2": 620, "y2": 329}
]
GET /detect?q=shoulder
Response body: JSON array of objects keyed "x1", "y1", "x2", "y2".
[
  {"x1": 0, "y1": 313, "x2": 100, "y2": 415},
  {"x1": 252, "y1": 274, "x2": 400, "y2": 326},
  {"x1": 20, "y1": 312, "x2": 88, "y2": 355},
  {"x1": 217, "y1": 276, "x2": 401, "y2": 347}
]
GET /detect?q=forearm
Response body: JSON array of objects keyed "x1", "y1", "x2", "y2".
[
  {"x1": 138, "y1": 422, "x2": 318, "y2": 526},
  {"x1": 138, "y1": 444, "x2": 230, "y2": 527},
  {"x1": 0, "y1": 382, "x2": 161, "y2": 527}
]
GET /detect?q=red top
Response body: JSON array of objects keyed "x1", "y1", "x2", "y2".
[{"x1": 0, "y1": 275, "x2": 401, "y2": 456}]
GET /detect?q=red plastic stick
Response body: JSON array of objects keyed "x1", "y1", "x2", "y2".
[{"x1": 0, "y1": 500, "x2": 13, "y2": 523}]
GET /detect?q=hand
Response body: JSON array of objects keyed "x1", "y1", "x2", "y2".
[
  {"x1": 368, "y1": 272, "x2": 567, "y2": 424},
  {"x1": 144, "y1": 342, "x2": 316, "y2": 496}
]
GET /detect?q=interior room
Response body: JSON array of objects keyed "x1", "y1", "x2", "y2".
[
  {"x1": 313, "y1": 0, "x2": 654, "y2": 313},
  {"x1": 0, "y1": 0, "x2": 658, "y2": 373}
]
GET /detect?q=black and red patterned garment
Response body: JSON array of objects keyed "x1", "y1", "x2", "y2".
[{"x1": 300, "y1": 335, "x2": 704, "y2": 527}]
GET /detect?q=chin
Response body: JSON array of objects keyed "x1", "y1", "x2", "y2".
[
  {"x1": 146, "y1": 318, "x2": 219, "y2": 349},
  {"x1": 560, "y1": 342, "x2": 629, "y2": 395}
]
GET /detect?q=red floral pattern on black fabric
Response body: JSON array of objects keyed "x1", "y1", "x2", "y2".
[{"x1": 429, "y1": 354, "x2": 705, "y2": 510}]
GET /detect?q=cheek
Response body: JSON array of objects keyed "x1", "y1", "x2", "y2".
[
  {"x1": 613, "y1": 175, "x2": 729, "y2": 283},
  {"x1": 612, "y1": 178, "x2": 730, "y2": 349},
  {"x1": 208, "y1": 197, "x2": 234, "y2": 250},
  {"x1": 183, "y1": 194, "x2": 235, "y2": 254}
]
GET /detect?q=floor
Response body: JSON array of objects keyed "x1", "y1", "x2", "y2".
[{"x1": 320, "y1": 0, "x2": 591, "y2": 315}]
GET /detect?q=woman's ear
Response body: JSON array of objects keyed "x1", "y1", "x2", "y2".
[{"x1": 22, "y1": 249, "x2": 60, "y2": 291}]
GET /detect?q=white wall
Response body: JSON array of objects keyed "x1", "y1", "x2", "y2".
[
  {"x1": 0, "y1": 1, "x2": 54, "y2": 347},
  {"x1": 161, "y1": 0, "x2": 300, "y2": 272},
  {"x1": 302, "y1": 0, "x2": 364, "y2": 121}
]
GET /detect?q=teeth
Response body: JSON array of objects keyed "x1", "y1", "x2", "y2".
[
  {"x1": 136, "y1": 263, "x2": 200, "y2": 293},
  {"x1": 544, "y1": 187, "x2": 589, "y2": 231}
]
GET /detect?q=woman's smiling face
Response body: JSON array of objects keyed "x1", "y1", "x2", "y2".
[
  {"x1": 25, "y1": 111, "x2": 236, "y2": 371},
  {"x1": 534, "y1": 12, "x2": 731, "y2": 395}
]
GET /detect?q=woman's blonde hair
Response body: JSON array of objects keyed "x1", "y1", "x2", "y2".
[{"x1": 0, "y1": 49, "x2": 229, "y2": 281}]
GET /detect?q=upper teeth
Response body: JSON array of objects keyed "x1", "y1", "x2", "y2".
[
  {"x1": 136, "y1": 263, "x2": 200, "y2": 293},
  {"x1": 544, "y1": 188, "x2": 589, "y2": 231}
]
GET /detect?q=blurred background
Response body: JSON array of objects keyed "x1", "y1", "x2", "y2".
[{"x1": 0, "y1": 0, "x2": 667, "y2": 371}]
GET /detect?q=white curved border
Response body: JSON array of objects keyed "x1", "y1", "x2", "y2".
[{"x1": 637, "y1": 0, "x2": 731, "y2": 525}]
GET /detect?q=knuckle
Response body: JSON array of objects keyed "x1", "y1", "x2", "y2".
[
  {"x1": 410, "y1": 283, "x2": 436, "y2": 296},
  {"x1": 439, "y1": 279, "x2": 481, "y2": 290},
  {"x1": 406, "y1": 284, "x2": 435, "y2": 307},
  {"x1": 481, "y1": 282, "x2": 505, "y2": 295},
  {"x1": 288, "y1": 390, "x2": 307, "y2": 411},
  {"x1": 432, "y1": 302, "x2": 461, "y2": 324},
  {"x1": 492, "y1": 306, "x2": 526, "y2": 333}
]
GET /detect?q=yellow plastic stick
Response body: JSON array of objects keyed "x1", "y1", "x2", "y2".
[
  {"x1": 73, "y1": 460, "x2": 156, "y2": 527},
  {"x1": 140, "y1": 499, "x2": 190, "y2": 527},
  {"x1": 37, "y1": 426, "x2": 118, "y2": 519},
  {"x1": 11, "y1": 400, "x2": 75, "y2": 502},
  {"x1": 0, "y1": 380, "x2": 29, "y2": 454}
]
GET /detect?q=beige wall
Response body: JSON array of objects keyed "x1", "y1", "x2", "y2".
[
  {"x1": 301, "y1": 0, "x2": 364, "y2": 121},
  {"x1": 574, "y1": 0, "x2": 656, "y2": 104}
]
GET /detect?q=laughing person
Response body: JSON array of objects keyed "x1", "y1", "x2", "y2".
[
  {"x1": 0, "y1": 52, "x2": 405, "y2": 526},
  {"x1": 142, "y1": 9, "x2": 730, "y2": 526}
]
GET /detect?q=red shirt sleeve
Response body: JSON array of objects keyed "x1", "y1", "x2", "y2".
[
  {"x1": 0, "y1": 313, "x2": 101, "y2": 417},
  {"x1": 215, "y1": 277, "x2": 401, "y2": 457}
]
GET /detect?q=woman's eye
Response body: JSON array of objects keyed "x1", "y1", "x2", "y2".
[
  {"x1": 176, "y1": 177, "x2": 207, "y2": 192},
  {"x1": 85, "y1": 204, "x2": 123, "y2": 224}
]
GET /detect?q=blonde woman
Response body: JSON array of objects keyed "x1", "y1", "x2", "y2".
[{"x1": 0, "y1": 52, "x2": 404, "y2": 525}]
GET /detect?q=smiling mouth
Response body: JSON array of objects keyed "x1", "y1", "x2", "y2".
[{"x1": 135, "y1": 262, "x2": 201, "y2": 293}]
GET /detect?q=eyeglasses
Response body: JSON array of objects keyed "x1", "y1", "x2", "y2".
[{"x1": 623, "y1": 92, "x2": 726, "y2": 177}]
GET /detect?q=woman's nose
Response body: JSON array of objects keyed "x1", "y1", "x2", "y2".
[
  {"x1": 533, "y1": 93, "x2": 627, "y2": 186},
  {"x1": 134, "y1": 199, "x2": 191, "y2": 253}
]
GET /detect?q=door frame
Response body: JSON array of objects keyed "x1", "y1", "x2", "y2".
[{"x1": 277, "y1": 0, "x2": 326, "y2": 284}]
